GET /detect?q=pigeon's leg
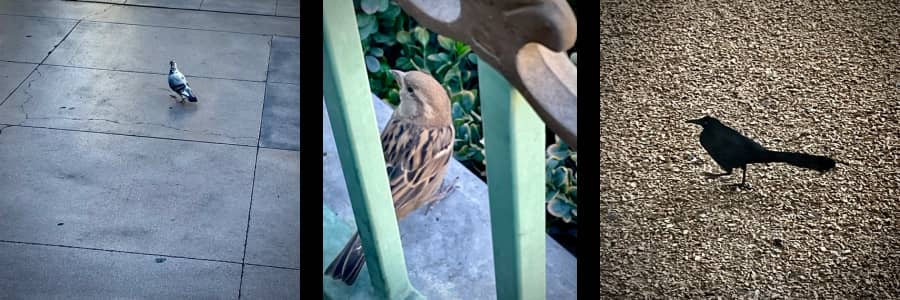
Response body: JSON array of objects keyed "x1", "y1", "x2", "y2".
[{"x1": 424, "y1": 176, "x2": 459, "y2": 215}]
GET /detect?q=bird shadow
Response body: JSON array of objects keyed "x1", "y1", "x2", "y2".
[{"x1": 161, "y1": 93, "x2": 199, "y2": 123}]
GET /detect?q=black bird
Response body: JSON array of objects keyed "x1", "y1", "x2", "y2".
[{"x1": 686, "y1": 116, "x2": 836, "y2": 187}]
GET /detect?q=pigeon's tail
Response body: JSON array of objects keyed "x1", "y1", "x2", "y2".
[
  {"x1": 760, "y1": 150, "x2": 836, "y2": 173},
  {"x1": 324, "y1": 232, "x2": 366, "y2": 286},
  {"x1": 184, "y1": 88, "x2": 198, "y2": 103}
]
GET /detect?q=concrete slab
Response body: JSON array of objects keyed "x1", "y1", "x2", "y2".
[
  {"x1": 0, "y1": 0, "x2": 112, "y2": 20},
  {"x1": 0, "y1": 61, "x2": 35, "y2": 105},
  {"x1": 267, "y1": 36, "x2": 299, "y2": 84},
  {"x1": 241, "y1": 265, "x2": 300, "y2": 300},
  {"x1": 201, "y1": 0, "x2": 276, "y2": 15},
  {"x1": 0, "y1": 15, "x2": 77, "y2": 63},
  {"x1": 259, "y1": 82, "x2": 299, "y2": 150},
  {"x1": 0, "y1": 65, "x2": 264, "y2": 146},
  {"x1": 87, "y1": 4, "x2": 299, "y2": 37},
  {"x1": 0, "y1": 242, "x2": 241, "y2": 299},
  {"x1": 125, "y1": 0, "x2": 203, "y2": 9},
  {"x1": 276, "y1": 0, "x2": 299, "y2": 17},
  {"x1": 245, "y1": 148, "x2": 300, "y2": 269},
  {"x1": 322, "y1": 96, "x2": 578, "y2": 299},
  {"x1": 323, "y1": 205, "x2": 378, "y2": 299},
  {"x1": 0, "y1": 126, "x2": 256, "y2": 262},
  {"x1": 45, "y1": 21, "x2": 271, "y2": 81}
]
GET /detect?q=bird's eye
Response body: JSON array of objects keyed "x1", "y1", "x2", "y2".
[{"x1": 406, "y1": 86, "x2": 413, "y2": 93}]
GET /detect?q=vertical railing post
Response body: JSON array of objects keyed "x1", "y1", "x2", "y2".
[
  {"x1": 479, "y1": 62, "x2": 547, "y2": 299},
  {"x1": 322, "y1": 0, "x2": 421, "y2": 299}
]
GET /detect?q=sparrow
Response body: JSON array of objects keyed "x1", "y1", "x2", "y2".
[
  {"x1": 324, "y1": 69, "x2": 458, "y2": 285},
  {"x1": 168, "y1": 60, "x2": 198, "y2": 103}
]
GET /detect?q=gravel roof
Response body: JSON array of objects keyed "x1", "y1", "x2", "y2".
[{"x1": 599, "y1": 1, "x2": 900, "y2": 298}]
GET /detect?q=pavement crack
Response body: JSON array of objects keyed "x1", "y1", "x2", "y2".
[
  {"x1": 18, "y1": 68, "x2": 44, "y2": 126},
  {"x1": 84, "y1": 4, "x2": 115, "y2": 20}
]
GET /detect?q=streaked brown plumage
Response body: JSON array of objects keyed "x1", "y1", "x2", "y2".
[{"x1": 324, "y1": 70, "x2": 456, "y2": 285}]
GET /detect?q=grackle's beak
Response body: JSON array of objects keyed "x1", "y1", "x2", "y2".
[{"x1": 686, "y1": 118, "x2": 702, "y2": 125}]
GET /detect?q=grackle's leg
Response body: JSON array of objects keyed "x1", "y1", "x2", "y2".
[{"x1": 728, "y1": 166, "x2": 752, "y2": 189}]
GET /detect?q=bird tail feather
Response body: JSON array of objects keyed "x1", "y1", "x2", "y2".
[
  {"x1": 184, "y1": 88, "x2": 198, "y2": 102},
  {"x1": 324, "y1": 232, "x2": 366, "y2": 285},
  {"x1": 763, "y1": 151, "x2": 836, "y2": 173}
]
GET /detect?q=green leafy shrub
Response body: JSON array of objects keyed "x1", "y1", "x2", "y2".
[
  {"x1": 354, "y1": 0, "x2": 576, "y2": 224},
  {"x1": 546, "y1": 136, "x2": 577, "y2": 223}
]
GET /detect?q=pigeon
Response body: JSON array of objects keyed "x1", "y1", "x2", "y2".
[{"x1": 168, "y1": 60, "x2": 198, "y2": 103}]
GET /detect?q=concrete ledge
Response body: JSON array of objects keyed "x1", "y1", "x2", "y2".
[{"x1": 323, "y1": 95, "x2": 577, "y2": 299}]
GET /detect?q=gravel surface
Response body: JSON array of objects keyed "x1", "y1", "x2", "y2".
[{"x1": 600, "y1": 1, "x2": 900, "y2": 298}]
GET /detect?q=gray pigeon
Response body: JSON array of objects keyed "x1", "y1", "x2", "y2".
[{"x1": 168, "y1": 60, "x2": 198, "y2": 103}]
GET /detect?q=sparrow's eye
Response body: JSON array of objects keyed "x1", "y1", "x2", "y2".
[{"x1": 406, "y1": 86, "x2": 413, "y2": 93}]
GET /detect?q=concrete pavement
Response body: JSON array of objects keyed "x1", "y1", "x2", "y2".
[{"x1": 0, "y1": 0, "x2": 299, "y2": 298}]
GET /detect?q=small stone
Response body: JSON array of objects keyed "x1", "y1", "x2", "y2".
[{"x1": 155, "y1": 258, "x2": 166, "y2": 263}]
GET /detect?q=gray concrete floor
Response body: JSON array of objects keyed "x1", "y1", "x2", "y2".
[{"x1": 0, "y1": 0, "x2": 299, "y2": 299}]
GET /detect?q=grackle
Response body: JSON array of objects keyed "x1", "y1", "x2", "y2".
[{"x1": 687, "y1": 116, "x2": 836, "y2": 188}]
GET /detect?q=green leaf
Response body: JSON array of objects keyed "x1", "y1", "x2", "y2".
[
  {"x1": 546, "y1": 158, "x2": 561, "y2": 169},
  {"x1": 545, "y1": 189, "x2": 560, "y2": 202},
  {"x1": 455, "y1": 43, "x2": 471, "y2": 57},
  {"x1": 396, "y1": 31, "x2": 411, "y2": 44},
  {"x1": 360, "y1": 0, "x2": 379, "y2": 14},
  {"x1": 437, "y1": 35, "x2": 455, "y2": 51},
  {"x1": 384, "y1": 4, "x2": 402, "y2": 18},
  {"x1": 413, "y1": 26, "x2": 430, "y2": 46},
  {"x1": 458, "y1": 123, "x2": 471, "y2": 140},
  {"x1": 436, "y1": 52, "x2": 450, "y2": 63},
  {"x1": 546, "y1": 143, "x2": 567, "y2": 160},
  {"x1": 451, "y1": 102, "x2": 465, "y2": 120},
  {"x1": 426, "y1": 54, "x2": 442, "y2": 62},
  {"x1": 569, "y1": 52, "x2": 577, "y2": 66},
  {"x1": 364, "y1": 56, "x2": 380, "y2": 73},
  {"x1": 453, "y1": 90, "x2": 476, "y2": 111},
  {"x1": 372, "y1": 33, "x2": 393, "y2": 44},
  {"x1": 547, "y1": 196, "x2": 576, "y2": 223},
  {"x1": 469, "y1": 124, "x2": 482, "y2": 143},
  {"x1": 356, "y1": 14, "x2": 375, "y2": 28},
  {"x1": 396, "y1": 57, "x2": 412, "y2": 69},
  {"x1": 358, "y1": 20, "x2": 378, "y2": 40},
  {"x1": 376, "y1": 0, "x2": 390, "y2": 12},
  {"x1": 369, "y1": 47, "x2": 384, "y2": 57}
]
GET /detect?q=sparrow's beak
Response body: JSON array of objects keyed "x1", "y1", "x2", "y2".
[
  {"x1": 390, "y1": 69, "x2": 405, "y2": 86},
  {"x1": 686, "y1": 118, "x2": 702, "y2": 125}
]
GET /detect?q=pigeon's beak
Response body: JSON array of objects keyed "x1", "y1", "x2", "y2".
[{"x1": 389, "y1": 69, "x2": 405, "y2": 86}]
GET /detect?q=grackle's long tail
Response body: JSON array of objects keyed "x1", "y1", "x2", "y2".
[{"x1": 758, "y1": 151, "x2": 837, "y2": 173}]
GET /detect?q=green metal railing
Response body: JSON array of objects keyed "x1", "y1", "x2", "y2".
[{"x1": 323, "y1": 0, "x2": 545, "y2": 299}]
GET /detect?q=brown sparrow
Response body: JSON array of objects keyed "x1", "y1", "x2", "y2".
[{"x1": 325, "y1": 69, "x2": 458, "y2": 285}]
